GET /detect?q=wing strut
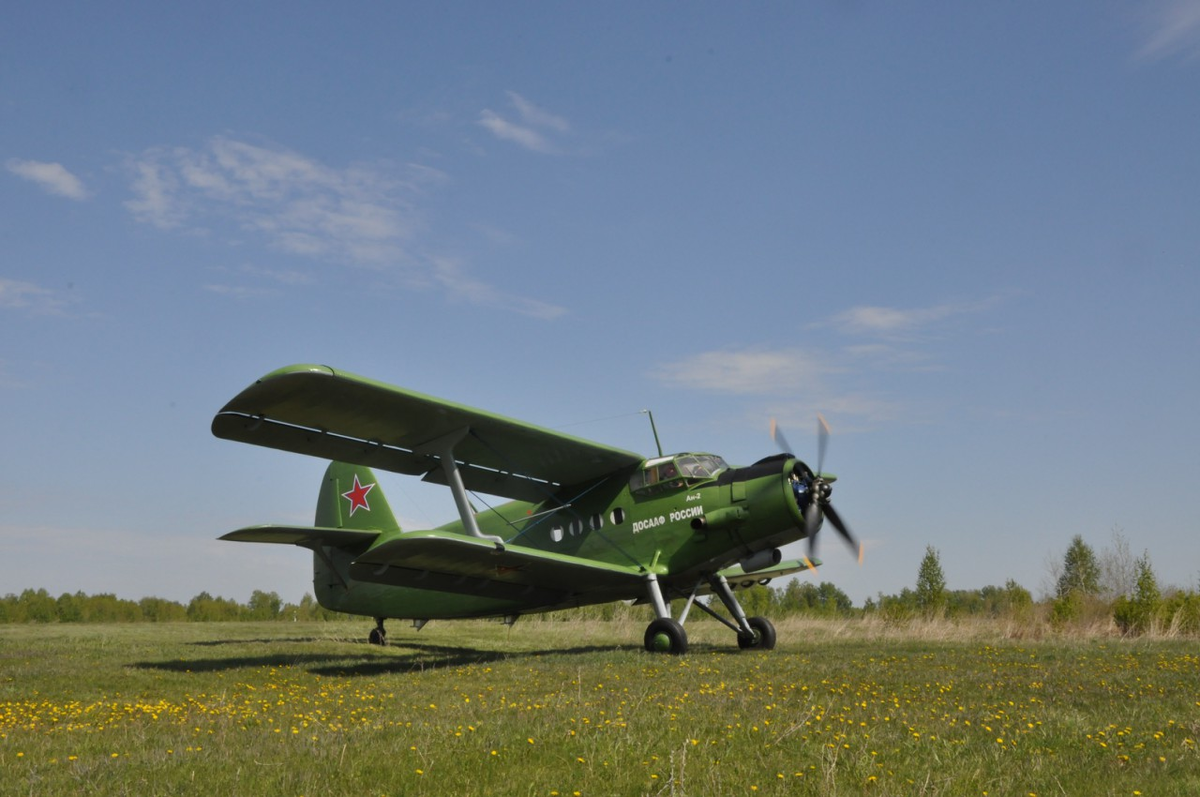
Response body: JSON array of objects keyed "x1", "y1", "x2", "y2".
[{"x1": 417, "y1": 428, "x2": 505, "y2": 550}]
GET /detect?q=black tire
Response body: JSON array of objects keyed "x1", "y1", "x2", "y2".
[
  {"x1": 643, "y1": 617, "x2": 688, "y2": 655},
  {"x1": 737, "y1": 616, "x2": 777, "y2": 650},
  {"x1": 368, "y1": 627, "x2": 387, "y2": 646}
]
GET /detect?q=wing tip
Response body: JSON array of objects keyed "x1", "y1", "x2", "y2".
[{"x1": 259, "y1": 363, "x2": 336, "y2": 382}]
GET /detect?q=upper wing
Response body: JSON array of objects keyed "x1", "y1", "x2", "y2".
[
  {"x1": 212, "y1": 365, "x2": 645, "y2": 502},
  {"x1": 348, "y1": 530, "x2": 647, "y2": 606}
]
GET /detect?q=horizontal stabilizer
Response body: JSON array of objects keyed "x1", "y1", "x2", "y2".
[{"x1": 220, "y1": 524, "x2": 380, "y2": 549}]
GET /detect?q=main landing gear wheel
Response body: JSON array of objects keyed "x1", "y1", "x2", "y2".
[
  {"x1": 737, "y1": 616, "x2": 776, "y2": 651},
  {"x1": 369, "y1": 618, "x2": 388, "y2": 646},
  {"x1": 644, "y1": 617, "x2": 688, "y2": 655}
]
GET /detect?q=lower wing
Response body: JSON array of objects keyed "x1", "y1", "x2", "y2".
[{"x1": 348, "y1": 530, "x2": 648, "y2": 606}]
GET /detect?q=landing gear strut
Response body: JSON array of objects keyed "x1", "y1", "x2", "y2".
[
  {"x1": 737, "y1": 615, "x2": 777, "y2": 650},
  {"x1": 642, "y1": 575, "x2": 689, "y2": 654},
  {"x1": 368, "y1": 617, "x2": 387, "y2": 646},
  {"x1": 710, "y1": 573, "x2": 776, "y2": 651},
  {"x1": 640, "y1": 572, "x2": 778, "y2": 654}
]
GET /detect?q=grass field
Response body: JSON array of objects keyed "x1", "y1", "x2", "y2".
[{"x1": 1, "y1": 617, "x2": 1197, "y2": 796}]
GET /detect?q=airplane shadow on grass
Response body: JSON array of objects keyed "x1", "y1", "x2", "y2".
[{"x1": 132, "y1": 637, "x2": 722, "y2": 677}]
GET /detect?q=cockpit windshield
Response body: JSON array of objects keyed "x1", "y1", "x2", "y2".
[
  {"x1": 675, "y1": 454, "x2": 726, "y2": 478},
  {"x1": 629, "y1": 454, "x2": 728, "y2": 492}
]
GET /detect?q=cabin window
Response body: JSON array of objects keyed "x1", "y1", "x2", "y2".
[
  {"x1": 610, "y1": 508, "x2": 626, "y2": 524},
  {"x1": 589, "y1": 513, "x2": 604, "y2": 531},
  {"x1": 551, "y1": 526, "x2": 564, "y2": 543},
  {"x1": 569, "y1": 519, "x2": 583, "y2": 537},
  {"x1": 629, "y1": 457, "x2": 681, "y2": 491}
]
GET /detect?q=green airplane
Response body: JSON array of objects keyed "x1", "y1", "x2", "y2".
[{"x1": 212, "y1": 364, "x2": 861, "y2": 654}]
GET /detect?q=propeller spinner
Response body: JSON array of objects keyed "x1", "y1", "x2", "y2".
[{"x1": 772, "y1": 415, "x2": 863, "y2": 567}]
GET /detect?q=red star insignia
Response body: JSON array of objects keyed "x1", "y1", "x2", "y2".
[{"x1": 341, "y1": 474, "x2": 375, "y2": 517}]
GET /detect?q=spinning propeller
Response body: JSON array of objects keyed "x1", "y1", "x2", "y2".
[{"x1": 771, "y1": 415, "x2": 863, "y2": 568}]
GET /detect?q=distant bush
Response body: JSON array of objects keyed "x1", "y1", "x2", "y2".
[
  {"x1": 0, "y1": 590, "x2": 347, "y2": 624},
  {"x1": 1161, "y1": 589, "x2": 1200, "y2": 635}
]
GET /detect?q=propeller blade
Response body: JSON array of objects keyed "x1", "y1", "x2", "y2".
[
  {"x1": 770, "y1": 417, "x2": 792, "y2": 454},
  {"x1": 822, "y1": 502, "x2": 862, "y2": 563},
  {"x1": 816, "y1": 414, "x2": 830, "y2": 476},
  {"x1": 804, "y1": 495, "x2": 822, "y2": 558}
]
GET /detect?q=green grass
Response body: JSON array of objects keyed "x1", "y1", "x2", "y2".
[{"x1": 1, "y1": 618, "x2": 1197, "y2": 796}]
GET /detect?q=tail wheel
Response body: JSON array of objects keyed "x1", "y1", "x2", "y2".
[
  {"x1": 737, "y1": 616, "x2": 776, "y2": 651},
  {"x1": 644, "y1": 617, "x2": 688, "y2": 655}
]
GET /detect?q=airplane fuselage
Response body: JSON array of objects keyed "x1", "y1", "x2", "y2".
[{"x1": 315, "y1": 453, "x2": 810, "y2": 621}]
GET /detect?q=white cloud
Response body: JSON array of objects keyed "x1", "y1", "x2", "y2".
[
  {"x1": 654, "y1": 347, "x2": 831, "y2": 396},
  {"x1": 652, "y1": 298, "x2": 1002, "y2": 428},
  {"x1": 124, "y1": 135, "x2": 564, "y2": 318},
  {"x1": 5, "y1": 159, "x2": 88, "y2": 200},
  {"x1": 508, "y1": 91, "x2": 570, "y2": 133},
  {"x1": 653, "y1": 345, "x2": 906, "y2": 430},
  {"x1": 125, "y1": 156, "x2": 185, "y2": 228},
  {"x1": 0, "y1": 278, "x2": 74, "y2": 315},
  {"x1": 1137, "y1": 0, "x2": 1200, "y2": 61},
  {"x1": 831, "y1": 304, "x2": 958, "y2": 335},
  {"x1": 478, "y1": 110, "x2": 555, "y2": 153},
  {"x1": 202, "y1": 263, "x2": 315, "y2": 299},
  {"x1": 432, "y1": 257, "x2": 567, "y2": 320},
  {"x1": 478, "y1": 92, "x2": 571, "y2": 154},
  {"x1": 827, "y1": 298, "x2": 1001, "y2": 338},
  {"x1": 125, "y1": 136, "x2": 434, "y2": 266}
]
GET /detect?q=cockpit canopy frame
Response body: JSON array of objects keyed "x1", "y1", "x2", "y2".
[{"x1": 629, "y1": 453, "x2": 729, "y2": 494}]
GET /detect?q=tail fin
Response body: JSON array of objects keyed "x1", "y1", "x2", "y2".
[{"x1": 315, "y1": 461, "x2": 401, "y2": 533}]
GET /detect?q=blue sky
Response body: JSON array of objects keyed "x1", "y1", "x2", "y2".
[{"x1": 3, "y1": 2, "x2": 1198, "y2": 609}]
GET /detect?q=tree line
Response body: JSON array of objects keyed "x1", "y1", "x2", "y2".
[
  {"x1": 4, "y1": 530, "x2": 1196, "y2": 635},
  {"x1": 0, "y1": 589, "x2": 345, "y2": 624},
  {"x1": 864, "y1": 532, "x2": 1200, "y2": 636}
]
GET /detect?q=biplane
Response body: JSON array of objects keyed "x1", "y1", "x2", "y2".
[{"x1": 212, "y1": 365, "x2": 861, "y2": 654}]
